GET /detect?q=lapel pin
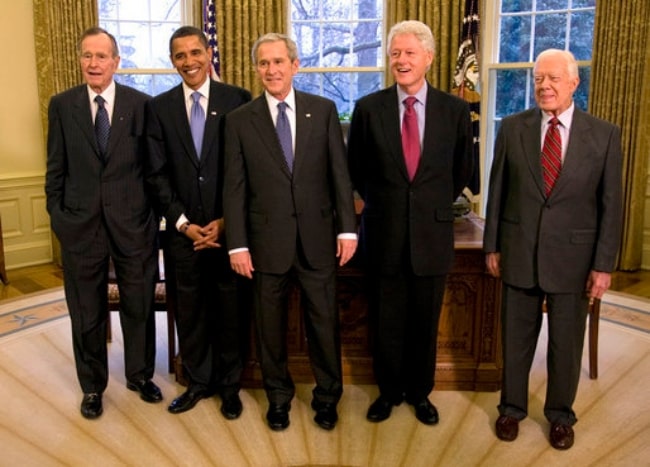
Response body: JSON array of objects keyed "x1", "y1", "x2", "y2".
[
  {"x1": 306, "y1": 113, "x2": 311, "y2": 118},
  {"x1": 211, "y1": 111, "x2": 218, "y2": 116}
]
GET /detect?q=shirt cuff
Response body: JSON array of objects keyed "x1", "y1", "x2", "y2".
[
  {"x1": 228, "y1": 247, "x2": 249, "y2": 255},
  {"x1": 337, "y1": 233, "x2": 358, "y2": 240},
  {"x1": 175, "y1": 214, "x2": 190, "y2": 232}
]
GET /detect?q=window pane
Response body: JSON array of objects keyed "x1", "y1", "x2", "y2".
[
  {"x1": 572, "y1": 0, "x2": 595, "y2": 7},
  {"x1": 533, "y1": 13, "x2": 567, "y2": 58},
  {"x1": 114, "y1": 73, "x2": 182, "y2": 96},
  {"x1": 569, "y1": 11, "x2": 594, "y2": 60},
  {"x1": 500, "y1": 15, "x2": 532, "y2": 62},
  {"x1": 116, "y1": 0, "x2": 150, "y2": 21},
  {"x1": 294, "y1": 72, "x2": 382, "y2": 118},
  {"x1": 495, "y1": 69, "x2": 529, "y2": 117},
  {"x1": 292, "y1": 0, "x2": 322, "y2": 19},
  {"x1": 322, "y1": 23, "x2": 353, "y2": 67},
  {"x1": 150, "y1": 0, "x2": 181, "y2": 21},
  {"x1": 537, "y1": 0, "x2": 567, "y2": 11},
  {"x1": 351, "y1": 0, "x2": 383, "y2": 19},
  {"x1": 501, "y1": 0, "x2": 532, "y2": 13},
  {"x1": 574, "y1": 67, "x2": 590, "y2": 111}
]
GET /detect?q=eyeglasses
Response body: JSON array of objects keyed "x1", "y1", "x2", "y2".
[{"x1": 80, "y1": 53, "x2": 114, "y2": 63}]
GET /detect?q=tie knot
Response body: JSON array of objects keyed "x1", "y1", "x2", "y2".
[
  {"x1": 95, "y1": 95, "x2": 106, "y2": 108},
  {"x1": 191, "y1": 91, "x2": 202, "y2": 104},
  {"x1": 404, "y1": 96, "x2": 417, "y2": 109},
  {"x1": 278, "y1": 101, "x2": 288, "y2": 113},
  {"x1": 549, "y1": 117, "x2": 560, "y2": 127}
]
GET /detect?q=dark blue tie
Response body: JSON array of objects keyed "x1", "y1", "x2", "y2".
[
  {"x1": 276, "y1": 102, "x2": 293, "y2": 172},
  {"x1": 94, "y1": 95, "x2": 110, "y2": 159},
  {"x1": 190, "y1": 91, "x2": 205, "y2": 158}
]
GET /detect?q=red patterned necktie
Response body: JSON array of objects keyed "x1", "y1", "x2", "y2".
[
  {"x1": 541, "y1": 117, "x2": 562, "y2": 196},
  {"x1": 401, "y1": 96, "x2": 420, "y2": 180}
]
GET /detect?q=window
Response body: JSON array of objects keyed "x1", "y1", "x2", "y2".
[
  {"x1": 98, "y1": 0, "x2": 192, "y2": 95},
  {"x1": 290, "y1": 0, "x2": 385, "y2": 120},
  {"x1": 482, "y1": 0, "x2": 596, "y2": 210}
]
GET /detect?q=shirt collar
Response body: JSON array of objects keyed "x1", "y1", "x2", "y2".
[
  {"x1": 88, "y1": 80, "x2": 116, "y2": 106},
  {"x1": 265, "y1": 88, "x2": 296, "y2": 112},
  {"x1": 397, "y1": 82, "x2": 428, "y2": 107},
  {"x1": 542, "y1": 102, "x2": 575, "y2": 130},
  {"x1": 182, "y1": 77, "x2": 211, "y2": 102}
]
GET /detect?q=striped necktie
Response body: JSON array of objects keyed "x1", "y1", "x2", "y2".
[
  {"x1": 541, "y1": 117, "x2": 562, "y2": 196},
  {"x1": 401, "y1": 96, "x2": 420, "y2": 180},
  {"x1": 94, "y1": 95, "x2": 110, "y2": 159}
]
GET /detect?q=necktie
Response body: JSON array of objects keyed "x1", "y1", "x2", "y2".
[
  {"x1": 402, "y1": 96, "x2": 420, "y2": 180},
  {"x1": 541, "y1": 117, "x2": 562, "y2": 196},
  {"x1": 190, "y1": 91, "x2": 205, "y2": 158},
  {"x1": 94, "y1": 95, "x2": 110, "y2": 159},
  {"x1": 276, "y1": 102, "x2": 294, "y2": 172}
]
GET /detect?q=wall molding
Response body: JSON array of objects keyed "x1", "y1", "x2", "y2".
[{"x1": 0, "y1": 174, "x2": 52, "y2": 269}]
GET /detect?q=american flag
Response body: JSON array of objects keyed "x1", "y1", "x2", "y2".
[
  {"x1": 203, "y1": 0, "x2": 221, "y2": 81},
  {"x1": 452, "y1": 0, "x2": 481, "y2": 195}
]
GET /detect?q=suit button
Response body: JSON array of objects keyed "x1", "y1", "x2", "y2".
[{"x1": 198, "y1": 176, "x2": 205, "y2": 183}]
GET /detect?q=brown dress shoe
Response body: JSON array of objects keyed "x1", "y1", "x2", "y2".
[
  {"x1": 495, "y1": 415, "x2": 519, "y2": 441},
  {"x1": 550, "y1": 423, "x2": 574, "y2": 450}
]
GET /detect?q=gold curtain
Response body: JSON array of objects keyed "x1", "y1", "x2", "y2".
[
  {"x1": 33, "y1": 0, "x2": 98, "y2": 142},
  {"x1": 589, "y1": 1, "x2": 650, "y2": 270},
  {"x1": 33, "y1": 0, "x2": 98, "y2": 265},
  {"x1": 386, "y1": 0, "x2": 464, "y2": 91},
  {"x1": 212, "y1": 0, "x2": 287, "y2": 95}
]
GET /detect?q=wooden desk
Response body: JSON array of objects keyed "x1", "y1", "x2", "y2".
[{"x1": 239, "y1": 214, "x2": 502, "y2": 391}]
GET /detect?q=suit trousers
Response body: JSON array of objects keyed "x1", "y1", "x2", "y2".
[
  {"x1": 253, "y1": 254, "x2": 342, "y2": 406},
  {"x1": 62, "y1": 222, "x2": 157, "y2": 394},
  {"x1": 499, "y1": 283, "x2": 589, "y2": 425},
  {"x1": 167, "y1": 235, "x2": 244, "y2": 396},
  {"x1": 369, "y1": 267, "x2": 446, "y2": 404}
]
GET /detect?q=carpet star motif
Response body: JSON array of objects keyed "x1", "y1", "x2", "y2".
[{"x1": 10, "y1": 314, "x2": 38, "y2": 327}]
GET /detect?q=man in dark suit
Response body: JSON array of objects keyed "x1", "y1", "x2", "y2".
[
  {"x1": 45, "y1": 27, "x2": 162, "y2": 419},
  {"x1": 484, "y1": 49, "x2": 622, "y2": 450},
  {"x1": 223, "y1": 33, "x2": 357, "y2": 431},
  {"x1": 347, "y1": 20, "x2": 473, "y2": 426},
  {"x1": 146, "y1": 26, "x2": 251, "y2": 418}
]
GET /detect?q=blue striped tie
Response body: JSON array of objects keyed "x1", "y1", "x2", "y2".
[{"x1": 276, "y1": 102, "x2": 293, "y2": 172}]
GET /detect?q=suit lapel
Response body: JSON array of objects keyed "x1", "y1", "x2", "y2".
[
  {"x1": 105, "y1": 84, "x2": 129, "y2": 161},
  {"x1": 201, "y1": 80, "x2": 223, "y2": 161},
  {"x1": 379, "y1": 86, "x2": 409, "y2": 181},
  {"x1": 169, "y1": 85, "x2": 199, "y2": 167},
  {"x1": 520, "y1": 110, "x2": 545, "y2": 197},
  {"x1": 249, "y1": 95, "x2": 292, "y2": 178},
  {"x1": 551, "y1": 110, "x2": 592, "y2": 197},
  {"x1": 293, "y1": 92, "x2": 313, "y2": 176},
  {"x1": 71, "y1": 87, "x2": 101, "y2": 161}
]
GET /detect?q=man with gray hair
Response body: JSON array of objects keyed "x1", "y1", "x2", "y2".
[
  {"x1": 484, "y1": 48, "x2": 622, "y2": 449},
  {"x1": 223, "y1": 33, "x2": 357, "y2": 431},
  {"x1": 347, "y1": 20, "x2": 473, "y2": 425}
]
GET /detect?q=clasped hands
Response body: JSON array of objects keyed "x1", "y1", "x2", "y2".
[{"x1": 182, "y1": 219, "x2": 223, "y2": 251}]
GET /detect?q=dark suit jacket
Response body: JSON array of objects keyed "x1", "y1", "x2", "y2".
[
  {"x1": 146, "y1": 80, "x2": 251, "y2": 238},
  {"x1": 45, "y1": 83, "x2": 156, "y2": 254},
  {"x1": 223, "y1": 91, "x2": 357, "y2": 274},
  {"x1": 347, "y1": 84, "x2": 474, "y2": 276},
  {"x1": 483, "y1": 107, "x2": 623, "y2": 293}
]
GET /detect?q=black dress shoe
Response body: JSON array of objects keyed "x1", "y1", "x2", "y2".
[
  {"x1": 367, "y1": 396, "x2": 394, "y2": 422},
  {"x1": 220, "y1": 393, "x2": 243, "y2": 420},
  {"x1": 311, "y1": 400, "x2": 338, "y2": 430},
  {"x1": 168, "y1": 387, "x2": 206, "y2": 414},
  {"x1": 127, "y1": 379, "x2": 163, "y2": 403},
  {"x1": 411, "y1": 399, "x2": 439, "y2": 425},
  {"x1": 550, "y1": 423, "x2": 574, "y2": 450},
  {"x1": 80, "y1": 393, "x2": 103, "y2": 419},
  {"x1": 266, "y1": 403, "x2": 291, "y2": 431},
  {"x1": 495, "y1": 415, "x2": 519, "y2": 441}
]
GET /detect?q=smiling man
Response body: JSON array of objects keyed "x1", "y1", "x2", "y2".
[
  {"x1": 223, "y1": 33, "x2": 357, "y2": 431},
  {"x1": 484, "y1": 49, "x2": 622, "y2": 450},
  {"x1": 46, "y1": 27, "x2": 162, "y2": 419},
  {"x1": 145, "y1": 26, "x2": 251, "y2": 418},
  {"x1": 347, "y1": 20, "x2": 473, "y2": 426}
]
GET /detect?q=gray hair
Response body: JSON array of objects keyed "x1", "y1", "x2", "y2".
[
  {"x1": 387, "y1": 20, "x2": 436, "y2": 56},
  {"x1": 78, "y1": 27, "x2": 119, "y2": 57},
  {"x1": 251, "y1": 33, "x2": 299, "y2": 65},
  {"x1": 534, "y1": 49, "x2": 579, "y2": 79}
]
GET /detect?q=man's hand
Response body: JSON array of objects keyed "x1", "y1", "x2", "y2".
[
  {"x1": 230, "y1": 251, "x2": 254, "y2": 279},
  {"x1": 486, "y1": 252, "x2": 501, "y2": 278},
  {"x1": 586, "y1": 270, "x2": 611, "y2": 299},
  {"x1": 337, "y1": 238, "x2": 358, "y2": 267},
  {"x1": 190, "y1": 219, "x2": 223, "y2": 251}
]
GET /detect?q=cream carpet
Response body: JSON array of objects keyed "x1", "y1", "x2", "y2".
[{"x1": 0, "y1": 289, "x2": 649, "y2": 466}]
